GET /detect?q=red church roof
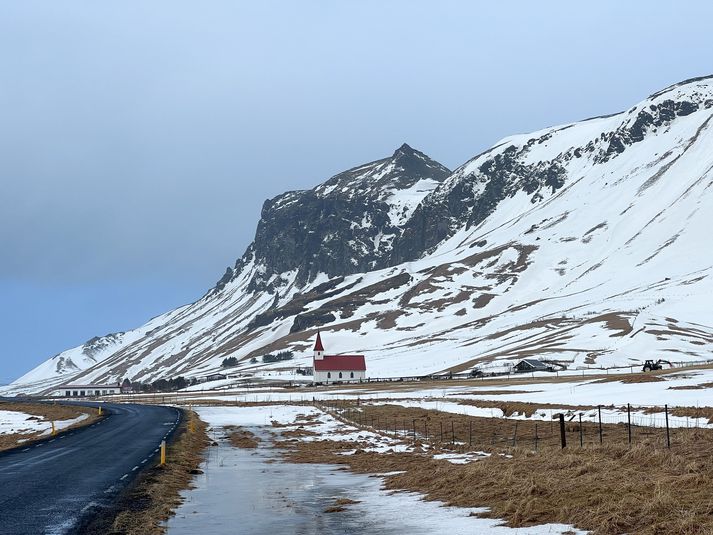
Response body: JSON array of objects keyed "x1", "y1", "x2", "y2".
[
  {"x1": 314, "y1": 355, "x2": 366, "y2": 372},
  {"x1": 313, "y1": 331, "x2": 324, "y2": 352}
]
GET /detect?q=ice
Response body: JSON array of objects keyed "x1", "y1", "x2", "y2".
[{"x1": 166, "y1": 406, "x2": 585, "y2": 534}]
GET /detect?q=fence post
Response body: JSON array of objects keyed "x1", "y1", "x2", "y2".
[
  {"x1": 534, "y1": 423, "x2": 538, "y2": 452},
  {"x1": 665, "y1": 404, "x2": 671, "y2": 449},
  {"x1": 412, "y1": 419, "x2": 416, "y2": 442},
  {"x1": 440, "y1": 421, "x2": 443, "y2": 442},
  {"x1": 424, "y1": 421, "x2": 428, "y2": 441},
  {"x1": 627, "y1": 403, "x2": 632, "y2": 446},
  {"x1": 469, "y1": 420, "x2": 473, "y2": 447},
  {"x1": 579, "y1": 414, "x2": 583, "y2": 447},
  {"x1": 451, "y1": 420, "x2": 455, "y2": 446},
  {"x1": 559, "y1": 414, "x2": 566, "y2": 449},
  {"x1": 598, "y1": 405, "x2": 603, "y2": 444}
]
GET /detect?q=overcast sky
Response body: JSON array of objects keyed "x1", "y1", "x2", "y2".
[{"x1": 2, "y1": 1, "x2": 712, "y2": 382}]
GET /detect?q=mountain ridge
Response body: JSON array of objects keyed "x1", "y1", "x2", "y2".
[{"x1": 7, "y1": 74, "x2": 713, "y2": 395}]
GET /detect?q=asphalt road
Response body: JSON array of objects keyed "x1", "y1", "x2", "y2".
[{"x1": 0, "y1": 403, "x2": 181, "y2": 535}]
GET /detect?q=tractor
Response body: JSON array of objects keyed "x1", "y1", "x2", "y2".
[{"x1": 642, "y1": 359, "x2": 672, "y2": 372}]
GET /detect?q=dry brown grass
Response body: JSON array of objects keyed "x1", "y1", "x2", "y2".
[
  {"x1": 323, "y1": 497, "x2": 360, "y2": 513},
  {"x1": 278, "y1": 406, "x2": 713, "y2": 534},
  {"x1": 335, "y1": 402, "x2": 656, "y2": 450},
  {"x1": 452, "y1": 398, "x2": 596, "y2": 418},
  {"x1": 225, "y1": 426, "x2": 260, "y2": 448},
  {"x1": 0, "y1": 401, "x2": 99, "y2": 451},
  {"x1": 281, "y1": 427, "x2": 319, "y2": 439},
  {"x1": 594, "y1": 374, "x2": 665, "y2": 384},
  {"x1": 82, "y1": 409, "x2": 210, "y2": 535}
]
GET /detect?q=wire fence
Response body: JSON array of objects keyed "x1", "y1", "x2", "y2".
[{"x1": 315, "y1": 398, "x2": 713, "y2": 452}]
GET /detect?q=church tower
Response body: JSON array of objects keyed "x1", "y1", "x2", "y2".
[{"x1": 313, "y1": 330, "x2": 325, "y2": 361}]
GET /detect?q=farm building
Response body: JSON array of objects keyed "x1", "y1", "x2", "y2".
[
  {"x1": 55, "y1": 383, "x2": 121, "y2": 397},
  {"x1": 513, "y1": 359, "x2": 553, "y2": 373},
  {"x1": 205, "y1": 373, "x2": 227, "y2": 382},
  {"x1": 312, "y1": 331, "x2": 366, "y2": 384}
]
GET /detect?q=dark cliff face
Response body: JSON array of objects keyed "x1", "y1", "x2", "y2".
[
  {"x1": 227, "y1": 144, "x2": 451, "y2": 292},
  {"x1": 209, "y1": 77, "x2": 713, "y2": 296},
  {"x1": 390, "y1": 139, "x2": 568, "y2": 264},
  {"x1": 390, "y1": 87, "x2": 713, "y2": 265}
]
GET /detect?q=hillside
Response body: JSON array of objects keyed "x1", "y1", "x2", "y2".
[{"x1": 7, "y1": 75, "x2": 713, "y2": 395}]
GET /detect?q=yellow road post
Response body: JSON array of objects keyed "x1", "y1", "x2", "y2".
[{"x1": 160, "y1": 440, "x2": 166, "y2": 465}]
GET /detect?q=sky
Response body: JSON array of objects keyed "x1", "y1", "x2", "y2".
[{"x1": 1, "y1": 1, "x2": 713, "y2": 383}]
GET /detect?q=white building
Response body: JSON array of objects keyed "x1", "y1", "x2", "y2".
[
  {"x1": 312, "y1": 331, "x2": 366, "y2": 384},
  {"x1": 55, "y1": 384, "x2": 121, "y2": 397}
]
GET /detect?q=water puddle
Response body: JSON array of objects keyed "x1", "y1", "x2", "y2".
[{"x1": 167, "y1": 423, "x2": 581, "y2": 534}]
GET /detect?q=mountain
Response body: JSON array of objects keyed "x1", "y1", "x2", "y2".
[{"x1": 6, "y1": 75, "x2": 713, "y2": 395}]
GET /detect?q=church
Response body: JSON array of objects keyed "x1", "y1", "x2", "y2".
[{"x1": 311, "y1": 331, "x2": 366, "y2": 384}]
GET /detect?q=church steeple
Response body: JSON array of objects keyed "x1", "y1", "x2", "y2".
[{"x1": 313, "y1": 330, "x2": 325, "y2": 360}]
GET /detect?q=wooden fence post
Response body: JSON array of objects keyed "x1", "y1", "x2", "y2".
[
  {"x1": 627, "y1": 403, "x2": 632, "y2": 446},
  {"x1": 579, "y1": 414, "x2": 583, "y2": 447},
  {"x1": 559, "y1": 414, "x2": 566, "y2": 449},
  {"x1": 534, "y1": 423, "x2": 538, "y2": 452},
  {"x1": 665, "y1": 404, "x2": 671, "y2": 449},
  {"x1": 598, "y1": 405, "x2": 603, "y2": 444}
]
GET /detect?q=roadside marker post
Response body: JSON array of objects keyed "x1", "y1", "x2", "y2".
[
  {"x1": 160, "y1": 440, "x2": 166, "y2": 465},
  {"x1": 51, "y1": 422, "x2": 56, "y2": 436},
  {"x1": 98, "y1": 406, "x2": 102, "y2": 416}
]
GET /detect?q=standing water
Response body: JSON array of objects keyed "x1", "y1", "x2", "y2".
[{"x1": 166, "y1": 421, "x2": 582, "y2": 534}]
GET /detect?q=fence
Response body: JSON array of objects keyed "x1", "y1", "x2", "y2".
[{"x1": 314, "y1": 398, "x2": 712, "y2": 452}]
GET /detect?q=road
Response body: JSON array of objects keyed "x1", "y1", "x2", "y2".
[{"x1": 0, "y1": 403, "x2": 181, "y2": 535}]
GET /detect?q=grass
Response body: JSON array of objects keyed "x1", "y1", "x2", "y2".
[
  {"x1": 225, "y1": 426, "x2": 260, "y2": 448},
  {"x1": 0, "y1": 401, "x2": 99, "y2": 451},
  {"x1": 275, "y1": 404, "x2": 713, "y2": 534},
  {"x1": 80, "y1": 409, "x2": 210, "y2": 535},
  {"x1": 331, "y1": 402, "x2": 675, "y2": 450}
]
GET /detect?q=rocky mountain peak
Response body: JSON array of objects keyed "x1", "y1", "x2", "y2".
[{"x1": 228, "y1": 145, "x2": 451, "y2": 292}]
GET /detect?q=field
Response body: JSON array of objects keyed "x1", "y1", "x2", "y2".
[
  {"x1": 0, "y1": 401, "x2": 98, "y2": 451},
  {"x1": 161, "y1": 364, "x2": 713, "y2": 534}
]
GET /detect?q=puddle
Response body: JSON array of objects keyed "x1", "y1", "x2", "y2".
[{"x1": 166, "y1": 423, "x2": 583, "y2": 535}]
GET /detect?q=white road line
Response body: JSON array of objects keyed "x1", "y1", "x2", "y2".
[
  {"x1": 141, "y1": 459, "x2": 147, "y2": 464},
  {"x1": 120, "y1": 474, "x2": 128, "y2": 480},
  {"x1": 21, "y1": 448, "x2": 30, "y2": 452},
  {"x1": 131, "y1": 466, "x2": 139, "y2": 471}
]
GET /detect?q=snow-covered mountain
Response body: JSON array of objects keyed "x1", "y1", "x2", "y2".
[{"x1": 7, "y1": 75, "x2": 713, "y2": 395}]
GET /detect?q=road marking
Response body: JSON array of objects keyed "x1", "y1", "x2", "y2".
[
  {"x1": 141, "y1": 459, "x2": 147, "y2": 464},
  {"x1": 131, "y1": 465, "x2": 139, "y2": 471},
  {"x1": 21, "y1": 448, "x2": 30, "y2": 452},
  {"x1": 49, "y1": 439, "x2": 55, "y2": 443},
  {"x1": 120, "y1": 474, "x2": 128, "y2": 480}
]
